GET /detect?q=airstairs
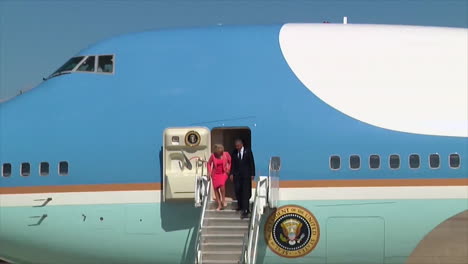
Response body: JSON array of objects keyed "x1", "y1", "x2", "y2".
[
  {"x1": 194, "y1": 157, "x2": 281, "y2": 264},
  {"x1": 200, "y1": 201, "x2": 249, "y2": 263}
]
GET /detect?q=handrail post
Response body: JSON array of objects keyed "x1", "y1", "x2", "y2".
[
  {"x1": 194, "y1": 176, "x2": 211, "y2": 264},
  {"x1": 240, "y1": 156, "x2": 281, "y2": 264}
]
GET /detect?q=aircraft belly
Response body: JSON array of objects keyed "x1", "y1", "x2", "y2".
[
  {"x1": 0, "y1": 199, "x2": 466, "y2": 263},
  {"x1": 0, "y1": 203, "x2": 198, "y2": 264},
  {"x1": 256, "y1": 199, "x2": 467, "y2": 264}
]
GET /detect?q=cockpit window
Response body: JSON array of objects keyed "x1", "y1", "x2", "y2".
[
  {"x1": 76, "y1": 56, "x2": 95, "y2": 72},
  {"x1": 51, "y1": 56, "x2": 85, "y2": 76},
  {"x1": 46, "y1": 54, "x2": 114, "y2": 80},
  {"x1": 98, "y1": 55, "x2": 114, "y2": 73}
]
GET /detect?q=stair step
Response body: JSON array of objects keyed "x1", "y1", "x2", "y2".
[
  {"x1": 202, "y1": 260, "x2": 238, "y2": 264},
  {"x1": 202, "y1": 242, "x2": 244, "y2": 252},
  {"x1": 208, "y1": 201, "x2": 239, "y2": 210},
  {"x1": 204, "y1": 217, "x2": 250, "y2": 227},
  {"x1": 204, "y1": 217, "x2": 250, "y2": 221},
  {"x1": 202, "y1": 226, "x2": 248, "y2": 235},
  {"x1": 203, "y1": 251, "x2": 242, "y2": 261},
  {"x1": 206, "y1": 208, "x2": 238, "y2": 212},
  {"x1": 203, "y1": 242, "x2": 243, "y2": 246},
  {"x1": 202, "y1": 234, "x2": 245, "y2": 244},
  {"x1": 204, "y1": 250, "x2": 242, "y2": 254},
  {"x1": 205, "y1": 210, "x2": 244, "y2": 218},
  {"x1": 199, "y1": 201, "x2": 250, "y2": 263}
]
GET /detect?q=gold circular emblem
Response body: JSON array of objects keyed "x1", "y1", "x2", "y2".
[
  {"x1": 264, "y1": 205, "x2": 320, "y2": 258},
  {"x1": 185, "y1": 131, "x2": 201, "y2": 147}
]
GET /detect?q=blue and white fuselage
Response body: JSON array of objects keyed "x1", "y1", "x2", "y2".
[{"x1": 0, "y1": 24, "x2": 467, "y2": 264}]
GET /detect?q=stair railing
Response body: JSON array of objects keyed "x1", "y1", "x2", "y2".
[
  {"x1": 240, "y1": 176, "x2": 268, "y2": 264},
  {"x1": 240, "y1": 232, "x2": 249, "y2": 264},
  {"x1": 240, "y1": 156, "x2": 281, "y2": 264},
  {"x1": 267, "y1": 157, "x2": 281, "y2": 209},
  {"x1": 194, "y1": 157, "x2": 208, "y2": 207},
  {"x1": 194, "y1": 176, "x2": 211, "y2": 264}
]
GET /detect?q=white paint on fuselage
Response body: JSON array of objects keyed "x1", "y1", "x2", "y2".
[
  {"x1": 279, "y1": 186, "x2": 468, "y2": 201},
  {"x1": 1, "y1": 185, "x2": 467, "y2": 207},
  {"x1": 279, "y1": 24, "x2": 468, "y2": 137},
  {"x1": 0, "y1": 190, "x2": 160, "y2": 207}
]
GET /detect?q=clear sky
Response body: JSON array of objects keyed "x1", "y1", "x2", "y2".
[{"x1": 0, "y1": 0, "x2": 467, "y2": 100}]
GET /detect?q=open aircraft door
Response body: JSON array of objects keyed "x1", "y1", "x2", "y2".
[{"x1": 163, "y1": 127, "x2": 210, "y2": 204}]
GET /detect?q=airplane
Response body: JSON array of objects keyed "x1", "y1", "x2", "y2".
[{"x1": 0, "y1": 23, "x2": 467, "y2": 264}]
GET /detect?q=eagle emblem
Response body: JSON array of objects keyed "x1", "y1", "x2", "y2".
[
  {"x1": 280, "y1": 218, "x2": 306, "y2": 245},
  {"x1": 264, "y1": 205, "x2": 320, "y2": 258}
]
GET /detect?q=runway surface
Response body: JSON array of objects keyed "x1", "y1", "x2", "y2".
[{"x1": 408, "y1": 210, "x2": 468, "y2": 264}]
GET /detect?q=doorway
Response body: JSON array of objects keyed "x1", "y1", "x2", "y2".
[{"x1": 211, "y1": 127, "x2": 251, "y2": 201}]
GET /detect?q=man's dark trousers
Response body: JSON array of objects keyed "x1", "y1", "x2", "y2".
[{"x1": 231, "y1": 148, "x2": 255, "y2": 213}]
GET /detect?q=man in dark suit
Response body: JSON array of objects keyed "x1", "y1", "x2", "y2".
[{"x1": 230, "y1": 139, "x2": 255, "y2": 219}]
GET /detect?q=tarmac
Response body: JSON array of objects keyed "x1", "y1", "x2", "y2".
[{"x1": 408, "y1": 210, "x2": 468, "y2": 264}]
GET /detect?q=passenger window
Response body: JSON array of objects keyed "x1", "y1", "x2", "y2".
[
  {"x1": 59, "y1": 161, "x2": 69, "y2": 176},
  {"x1": 429, "y1": 154, "x2": 440, "y2": 169},
  {"x1": 389, "y1": 155, "x2": 400, "y2": 169},
  {"x1": 2, "y1": 163, "x2": 12, "y2": 177},
  {"x1": 40, "y1": 162, "x2": 49, "y2": 176},
  {"x1": 369, "y1": 155, "x2": 380, "y2": 169},
  {"x1": 97, "y1": 55, "x2": 114, "y2": 73},
  {"x1": 449, "y1": 154, "x2": 461, "y2": 169},
  {"x1": 409, "y1": 154, "x2": 420, "y2": 169},
  {"x1": 330, "y1": 155, "x2": 341, "y2": 170},
  {"x1": 350, "y1": 155, "x2": 360, "y2": 170},
  {"x1": 21, "y1": 162, "x2": 30, "y2": 177},
  {"x1": 76, "y1": 56, "x2": 95, "y2": 72}
]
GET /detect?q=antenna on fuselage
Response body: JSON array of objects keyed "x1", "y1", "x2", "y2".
[{"x1": 343, "y1": 16, "x2": 348, "y2": 24}]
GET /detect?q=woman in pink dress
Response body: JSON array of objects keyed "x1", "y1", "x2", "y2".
[{"x1": 207, "y1": 144, "x2": 232, "y2": 211}]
